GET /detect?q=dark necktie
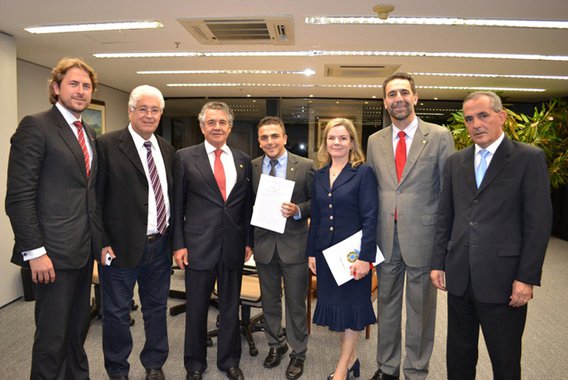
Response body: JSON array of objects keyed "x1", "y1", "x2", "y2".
[
  {"x1": 144, "y1": 141, "x2": 167, "y2": 235},
  {"x1": 214, "y1": 149, "x2": 227, "y2": 201},
  {"x1": 269, "y1": 159, "x2": 278, "y2": 176},
  {"x1": 73, "y1": 121, "x2": 90, "y2": 177},
  {"x1": 395, "y1": 131, "x2": 407, "y2": 182}
]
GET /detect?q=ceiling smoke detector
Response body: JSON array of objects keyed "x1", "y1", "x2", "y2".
[{"x1": 373, "y1": 4, "x2": 394, "y2": 20}]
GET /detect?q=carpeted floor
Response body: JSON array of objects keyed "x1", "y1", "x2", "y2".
[{"x1": 1, "y1": 237, "x2": 566, "y2": 379}]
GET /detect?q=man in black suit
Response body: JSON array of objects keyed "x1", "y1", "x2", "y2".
[
  {"x1": 173, "y1": 102, "x2": 253, "y2": 380},
  {"x1": 431, "y1": 91, "x2": 553, "y2": 380},
  {"x1": 251, "y1": 117, "x2": 314, "y2": 379},
  {"x1": 5, "y1": 57, "x2": 101, "y2": 379},
  {"x1": 96, "y1": 85, "x2": 175, "y2": 380}
]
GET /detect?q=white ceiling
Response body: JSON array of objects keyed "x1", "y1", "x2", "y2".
[{"x1": 2, "y1": 0, "x2": 568, "y2": 102}]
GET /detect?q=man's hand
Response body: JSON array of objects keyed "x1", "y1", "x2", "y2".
[
  {"x1": 430, "y1": 270, "x2": 446, "y2": 291},
  {"x1": 281, "y1": 202, "x2": 299, "y2": 218},
  {"x1": 101, "y1": 246, "x2": 116, "y2": 266},
  {"x1": 308, "y1": 257, "x2": 316, "y2": 275},
  {"x1": 244, "y1": 246, "x2": 253, "y2": 262},
  {"x1": 29, "y1": 254, "x2": 56, "y2": 284},
  {"x1": 174, "y1": 248, "x2": 189, "y2": 270},
  {"x1": 509, "y1": 280, "x2": 533, "y2": 307}
]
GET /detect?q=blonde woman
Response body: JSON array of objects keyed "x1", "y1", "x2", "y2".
[{"x1": 307, "y1": 118, "x2": 378, "y2": 379}]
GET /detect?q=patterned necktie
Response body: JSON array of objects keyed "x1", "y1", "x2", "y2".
[
  {"x1": 395, "y1": 131, "x2": 407, "y2": 182},
  {"x1": 214, "y1": 149, "x2": 227, "y2": 200},
  {"x1": 476, "y1": 149, "x2": 490, "y2": 188},
  {"x1": 144, "y1": 141, "x2": 167, "y2": 235},
  {"x1": 73, "y1": 121, "x2": 90, "y2": 177},
  {"x1": 269, "y1": 159, "x2": 278, "y2": 176}
]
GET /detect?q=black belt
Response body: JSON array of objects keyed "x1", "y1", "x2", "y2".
[{"x1": 147, "y1": 233, "x2": 162, "y2": 243}]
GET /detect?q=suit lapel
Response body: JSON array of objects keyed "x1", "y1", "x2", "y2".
[
  {"x1": 157, "y1": 137, "x2": 174, "y2": 189},
  {"x1": 401, "y1": 121, "x2": 428, "y2": 185},
  {"x1": 378, "y1": 127, "x2": 398, "y2": 184},
  {"x1": 118, "y1": 128, "x2": 146, "y2": 176},
  {"x1": 477, "y1": 137, "x2": 513, "y2": 193},
  {"x1": 286, "y1": 152, "x2": 299, "y2": 182},
  {"x1": 332, "y1": 164, "x2": 357, "y2": 190},
  {"x1": 316, "y1": 166, "x2": 331, "y2": 193},
  {"x1": 228, "y1": 148, "x2": 248, "y2": 202},
  {"x1": 52, "y1": 107, "x2": 90, "y2": 180},
  {"x1": 252, "y1": 157, "x2": 263, "y2": 191},
  {"x1": 461, "y1": 146, "x2": 477, "y2": 193},
  {"x1": 192, "y1": 143, "x2": 223, "y2": 201}
]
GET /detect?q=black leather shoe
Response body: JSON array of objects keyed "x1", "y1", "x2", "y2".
[
  {"x1": 370, "y1": 369, "x2": 399, "y2": 380},
  {"x1": 146, "y1": 368, "x2": 165, "y2": 380},
  {"x1": 263, "y1": 345, "x2": 289, "y2": 368},
  {"x1": 186, "y1": 371, "x2": 202, "y2": 380},
  {"x1": 225, "y1": 367, "x2": 244, "y2": 380},
  {"x1": 109, "y1": 376, "x2": 129, "y2": 380},
  {"x1": 285, "y1": 357, "x2": 305, "y2": 379}
]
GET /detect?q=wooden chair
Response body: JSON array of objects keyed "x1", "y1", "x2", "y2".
[{"x1": 307, "y1": 268, "x2": 378, "y2": 339}]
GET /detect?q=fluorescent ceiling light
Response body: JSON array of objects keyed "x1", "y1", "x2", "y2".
[
  {"x1": 166, "y1": 82, "x2": 545, "y2": 92},
  {"x1": 409, "y1": 72, "x2": 568, "y2": 80},
  {"x1": 94, "y1": 50, "x2": 568, "y2": 62},
  {"x1": 25, "y1": 21, "x2": 163, "y2": 34},
  {"x1": 137, "y1": 69, "x2": 316, "y2": 76},
  {"x1": 305, "y1": 16, "x2": 568, "y2": 29}
]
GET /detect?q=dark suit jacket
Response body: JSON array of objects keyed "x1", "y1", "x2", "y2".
[
  {"x1": 251, "y1": 152, "x2": 315, "y2": 265},
  {"x1": 96, "y1": 127, "x2": 175, "y2": 268},
  {"x1": 306, "y1": 163, "x2": 378, "y2": 262},
  {"x1": 432, "y1": 137, "x2": 553, "y2": 303},
  {"x1": 172, "y1": 143, "x2": 253, "y2": 270},
  {"x1": 6, "y1": 106, "x2": 101, "y2": 269}
]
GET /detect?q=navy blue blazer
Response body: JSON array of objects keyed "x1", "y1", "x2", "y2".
[{"x1": 306, "y1": 163, "x2": 378, "y2": 262}]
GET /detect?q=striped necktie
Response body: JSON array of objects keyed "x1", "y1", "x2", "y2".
[
  {"x1": 73, "y1": 121, "x2": 90, "y2": 177},
  {"x1": 144, "y1": 141, "x2": 167, "y2": 235}
]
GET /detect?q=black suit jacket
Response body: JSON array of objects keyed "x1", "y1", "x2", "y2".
[
  {"x1": 251, "y1": 152, "x2": 314, "y2": 265},
  {"x1": 96, "y1": 127, "x2": 176, "y2": 268},
  {"x1": 432, "y1": 137, "x2": 553, "y2": 303},
  {"x1": 6, "y1": 106, "x2": 101, "y2": 269},
  {"x1": 172, "y1": 143, "x2": 253, "y2": 270}
]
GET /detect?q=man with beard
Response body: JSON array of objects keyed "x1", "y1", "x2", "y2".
[
  {"x1": 366, "y1": 73, "x2": 455, "y2": 379},
  {"x1": 6, "y1": 57, "x2": 101, "y2": 379}
]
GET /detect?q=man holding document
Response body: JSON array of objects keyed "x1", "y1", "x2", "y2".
[{"x1": 251, "y1": 116, "x2": 314, "y2": 379}]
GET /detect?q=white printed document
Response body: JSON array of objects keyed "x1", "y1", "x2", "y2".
[
  {"x1": 251, "y1": 174, "x2": 295, "y2": 234},
  {"x1": 322, "y1": 230, "x2": 385, "y2": 286}
]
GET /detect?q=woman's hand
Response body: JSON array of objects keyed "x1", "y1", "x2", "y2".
[
  {"x1": 308, "y1": 257, "x2": 316, "y2": 275},
  {"x1": 350, "y1": 260, "x2": 370, "y2": 280}
]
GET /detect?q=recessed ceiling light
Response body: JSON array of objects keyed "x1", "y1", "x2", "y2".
[
  {"x1": 409, "y1": 72, "x2": 568, "y2": 80},
  {"x1": 305, "y1": 16, "x2": 568, "y2": 29},
  {"x1": 137, "y1": 69, "x2": 316, "y2": 76},
  {"x1": 95, "y1": 50, "x2": 568, "y2": 62},
  {"x1": 25, "y1": 21, "x2": 163, "y2": 34}
]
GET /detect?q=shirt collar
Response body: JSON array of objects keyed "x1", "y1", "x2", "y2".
[
  {"x1": 204, "y1": 139, "x2": 229, "y2": 155},
  {"x1": 475, "y1": 131, "x2": 505, "y2": 156},
  {"x1": 128, "y1": 123, "x2": 158, "y2": 149},
  {"x1": 56, "y1": 102, "x2": 82, "y2": 126},
  {"x1": 262, "y1": 149, "x2": 288, "y2": 167},
  {"x1": 392, "y1": 116, "x2": 419, "y2": 141}
]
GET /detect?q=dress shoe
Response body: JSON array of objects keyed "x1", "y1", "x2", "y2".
[
  {"x1": 263, "y1": 345, "x2": 289, "y2": 368},
  {"x1": 348, "y1": 359, "x2": 360, "y2": 378},
  {"x1": 285, "y1": 357, "x2": 304, "y2": 379},
  {"x1": 109, "y1": 376, "x2": 128, "y2": 380},
  {"x1": 370, "y1": 369, "x2": 399, "y2": 380},
  {"x1": 186, "y1": 371, "x2": 202, "y2": 380},
  {"x1": 225, "y1": 366, "x2": 244, "y2": 380},
  {"x1": 146, "y1": 368, "x2": 165, "y2": 380}
]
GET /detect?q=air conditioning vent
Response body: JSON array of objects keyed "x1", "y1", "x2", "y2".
[
  {"x1": 178, "y1": 16, "x2": 293, "y2": 45},
  {"x1": 325, "y1": 64, "x2": 399, "y2": 78}
]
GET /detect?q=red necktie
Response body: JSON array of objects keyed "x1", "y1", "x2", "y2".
[
  {"x1": 73, "y1": 121, "x2": 90, "y2": 177},
  {"x1": 214, "y1": 149, "x2": 226, "y2": 201},
  {"x1": 395, "y1": 131, "x2": 407, "y2": 182},
  {"x1": 144, "y1": 141, "x2": 167, "y2": 235}
]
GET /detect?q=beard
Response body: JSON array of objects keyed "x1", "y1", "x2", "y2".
[{"x1": 388, "y1": 102, "x2": 414, "y2": 121}]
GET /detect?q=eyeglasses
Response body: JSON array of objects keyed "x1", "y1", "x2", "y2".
[{"x1": 132, "y1": 106, "x2": 161, "y2": 116}]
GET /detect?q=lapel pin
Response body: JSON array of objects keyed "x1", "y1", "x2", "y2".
[
  {"x1": 291, "y1": 168, "x2": 295, "y2": 171},
  {"x1": 422, "y1": 140, "x2": 427, "y2": 144},
  {"x1": 239, "y1": 164, "x2": 244, "y2": 169}
]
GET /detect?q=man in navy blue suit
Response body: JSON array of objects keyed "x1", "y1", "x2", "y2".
[{"x1": 431, "y1": 91, "x2": 553, "y2": 380}]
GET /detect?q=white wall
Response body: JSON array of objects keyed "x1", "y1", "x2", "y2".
[
  {"x1": 0, "y1": 34, "x2": 22, "y2": 306},
  {"x1": 0, "y1": 58, "x2": 129, "y2": 307}
]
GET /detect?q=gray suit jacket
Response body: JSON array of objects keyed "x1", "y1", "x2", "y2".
[
  {"x1": 251, "y1": 152, "x2": 314, "y2": 265},
  {"x1": 6, "y1": 106, "x2": 101, "y2": 269},
  {"x1": 367, "y1": 119, "x2": 455, "y2": 267}
]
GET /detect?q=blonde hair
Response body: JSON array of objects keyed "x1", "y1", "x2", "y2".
[{"x1": 317, "y1": 118, "x2": 365, "y2": 168}]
